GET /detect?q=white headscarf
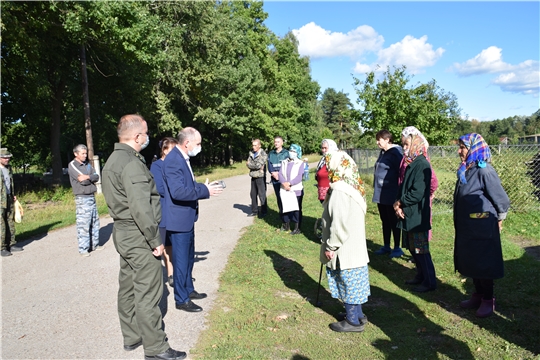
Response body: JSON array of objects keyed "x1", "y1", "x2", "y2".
[{"x1": 317, "y1": 139, "x2": 339, "y2": 170}]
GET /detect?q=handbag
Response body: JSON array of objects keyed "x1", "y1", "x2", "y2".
[{"x1": 14, "y1": 199, "x2": 24, "y2": 223}]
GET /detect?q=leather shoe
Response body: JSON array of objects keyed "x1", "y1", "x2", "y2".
[
  {"x1": 412, "y1": 285, "x2": 436, "y2": 293},
  {"x1": 247, "y1": 212, "x2": 257, "y2": 217},
  {"x1": 124, "y1": 340, "x2": 142, "y2": 351},
  {"x1": 189, "y1": 290, "x2": 207, "y2": 300},
  {"x1": 144, "y1": 348, "x2": 187, "y2": 360},
  {"x1": 329, "y1": 319, "x2": 365, "y2": 333},
  {"x1": 405, "y1": 278, "x2": 423, "y2": 285},
  {"x1": 176, "y1": 300, "x2": 202, "y2": 312}
]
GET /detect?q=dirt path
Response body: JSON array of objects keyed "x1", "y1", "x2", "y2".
[{"x1": 1, "y1": 172, "x2": 265, "y2": 359}]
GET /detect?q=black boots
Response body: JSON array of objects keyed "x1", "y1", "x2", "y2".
[
  {"x1": 290, "y1": 222, "x2": 301, "y2": 235},
  {"x1": 280, "y1": 222, "x2": 290, "y2": 232}
]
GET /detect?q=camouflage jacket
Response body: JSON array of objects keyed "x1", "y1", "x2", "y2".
[{"x1": 0, "y1": 165, "x2": 14, "y2": 209}]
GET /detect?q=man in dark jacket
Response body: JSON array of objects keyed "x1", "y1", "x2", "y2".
[
  {"x1": 1, "y1": 148, "x2": 23, "y2": 257},
  {"x1": 68, "y1": 144, "x2": 101, "y2": 256}
]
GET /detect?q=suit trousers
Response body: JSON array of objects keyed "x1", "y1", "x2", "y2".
[
  {"x1": 114, "y1": 226, "x2": 169, "y2": 356},
  {"x1": 169, "y1": 228, "x2": 195, "y2": 304},
  {"x1": 250, "y1": 177, "x2": 267, "y2": 214}
]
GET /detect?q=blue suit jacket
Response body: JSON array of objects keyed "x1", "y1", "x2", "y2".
[{"x1": 162, "y1": 146, "x2": 210, "y2": 232}]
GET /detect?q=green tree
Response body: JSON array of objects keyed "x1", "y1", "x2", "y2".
[
  {"x1": 353, "y1": 66, "x2": 462, "y2": 145},
  {"x1": 320, "y1": 88, "x2": 359, "y2": 149}
]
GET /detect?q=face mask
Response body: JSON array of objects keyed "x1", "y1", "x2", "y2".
[
  {"x1": 140, "y1": 135, "x2": 150, "y2": 150},
  {"x1": 188, "y1": 145, "x2": 202, "y2": 157},
  {"x1": 290, "y1": 152, "x2": 298, "y2": 160}
]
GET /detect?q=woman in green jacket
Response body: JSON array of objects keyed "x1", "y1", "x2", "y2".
[{"x1": 393, "y1": 129, "x2": 436, "y2": 292}]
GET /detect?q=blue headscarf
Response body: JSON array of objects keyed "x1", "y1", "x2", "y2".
[
  {"x1": 289, "y1": 144, "x2": 302, "y2": 158},
  {"x1": 457, "y1": 133, "x2": 491, "y2": 184}
]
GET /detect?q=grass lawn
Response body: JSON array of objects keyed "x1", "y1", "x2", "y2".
[{"x1": 192, "y1": 171, "x2": 540, "y2": 359}]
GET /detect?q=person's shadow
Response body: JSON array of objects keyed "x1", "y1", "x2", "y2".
[{"x1": 264, "y1": 250, "x2": 342, "y2": 317}]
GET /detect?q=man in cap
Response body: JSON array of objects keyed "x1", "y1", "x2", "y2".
[
  {"x1": 102, "y1": 115, "x2": 186, "y2": 360},
  {"x1": 1, "y1": 148, "x2": 23, "y2": 257},
  {"x1": 68, "y1": 144, "x2": 101, "y2": 257},
  {"x1": 246, "y1": 138, "x2": 268, "y2": 218}
]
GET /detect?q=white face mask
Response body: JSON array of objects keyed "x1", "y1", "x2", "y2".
[
  {"x1": 290, "y1": 152, "x2": 298, "y2": 160},
  {"x1": 140, "y1": 135, "x2": 150, "y2": 150},
  {"x1": 188, "y1": 145, "x2": 201, "y2": 157}
]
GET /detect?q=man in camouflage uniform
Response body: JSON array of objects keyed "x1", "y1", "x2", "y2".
[
  {"x1": 68, "y1": 144, "x2": 101, "y2": 257},
  {"x1": 246, "y1": 138, "x2": 268, "y2": 218},
  {"x1": 102, "y1": 114, "x2": 186, "y2": 360},
  {"x1": 1, "y1": 148, "x2": 23, "y2": 257}
]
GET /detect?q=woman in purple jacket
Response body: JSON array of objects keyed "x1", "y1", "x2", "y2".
[{"x1": 278, "y1": 144, "x2": 304, "y2": 235}]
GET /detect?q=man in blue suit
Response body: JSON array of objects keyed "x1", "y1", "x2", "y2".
[{"x1": 162, "y1": 127, "x2": 223, "y2": 312}]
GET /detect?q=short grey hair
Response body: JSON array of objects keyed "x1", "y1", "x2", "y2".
[
  {"x1": 73, "y1": 144, "x2": 87, "y2": 154},
  {"x1": 177, "y1": 127, "x2": 199, "y2": 146}
]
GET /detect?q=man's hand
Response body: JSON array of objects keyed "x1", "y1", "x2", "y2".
[
  {"x1": 205, "y1": 178, "x2": 224, "y2": 196},
  {"x1": 153, "y1": 244, "x2": 164, "y2": 257}
]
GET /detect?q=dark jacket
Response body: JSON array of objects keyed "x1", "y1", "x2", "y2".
[
  {"x1": 453, "y1": 163, "x2": 510, "y2": 279},
  {"x1": 372, "y1": 145, "x2": 403, "y2": 205},
  {"x1": 68, "y1": 159, "x2": 99, "y2": 196},
  {"x1": 101, "y1": 143, "x2": 162, "y2": 250},
  {"x1": 268, "y1": 149, "x2": 290, "y2": 184},
  {"x1": 397, "y1": 155, "x2": 432, "y2": 232},
  {"x1": 162, "y1": 146, "x2": 210, "y2": 233}
]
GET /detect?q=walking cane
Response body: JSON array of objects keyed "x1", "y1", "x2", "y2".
[{"x1": 315, "y1": 263, "x2": 323, "y2": 307}]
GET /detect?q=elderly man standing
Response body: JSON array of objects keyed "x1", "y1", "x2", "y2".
[
  {"x1": 267, "y1": 136, "x2": 289, "y2": 226},
  {"x1": 68, "y1": 144, "x2": 101, "y2": 257},
  {"x1": 162, "y1": 127, "x2": 222, "y2": 313},
  {"x1": 246, "y1": 138, "x2": 268, "y2": 218},
  {"x1": 1, "y1": 148, "x2": 23, "y2": 257},
  {"x1": 102, "y1": 115, "x2": 186, "y2": 360}
]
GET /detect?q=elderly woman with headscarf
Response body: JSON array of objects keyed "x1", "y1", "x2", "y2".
[
  {"x1": 316, "y1": 139, "x2": 339, "y2": 203},
  {"x1": 320, "y1": 151, "x2": 370, "y2": 333},
  {"x1": 454, "y1": 133, "x2": 510, "y2": 318},
  {"x1": 372, "y1": 130, "x2": 404, "y2": 258},
  {"x1": 394, "y1": 128, "x2": 436, "y2": 292},
  {"x1": 278, "y1": 144, "x2": 304, "y2": 235},
  {"x1": 399, "y1": 127, "x2": 439, "y2": 242}
]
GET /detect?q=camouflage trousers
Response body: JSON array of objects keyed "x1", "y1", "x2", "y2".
[
  {"x1": 1, "y1": 198, "x2": 16, "y2": 250},
  {"x1": 75, "y1": 196, "x2": 100, "y2": 253}
]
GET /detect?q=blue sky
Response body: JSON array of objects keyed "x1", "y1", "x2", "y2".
[{"x1": 263, "y1": 1, "x2": 539, "y2": 121}]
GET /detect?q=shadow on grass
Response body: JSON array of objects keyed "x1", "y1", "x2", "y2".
[
  {"x1": 264, "y1": 250, "x2": 342, "y2": 318},
  {"x1": 16, "y1": 222, "x2": 63, "y2": 246},
  {"x1": 367, "y1": 237, "x2": 540, "y2": 356},
  {"x1": 368, "y1": 285, "x2": 475, "y2": 359}
]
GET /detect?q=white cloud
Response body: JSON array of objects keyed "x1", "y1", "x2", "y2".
[
  {"x1": 451, "y1": 47, "x2": 539, "y2": 96},
  {"x1": 451, "y1": 46, "x2": 511, "y2": 76},
  {"x1": 353, "y1": 35, "x2": 444, "y2": 75},
  {"x1": 491, "y1": 60, "x2": 539, "y2": 96},
  {"x1": 292, "y1": 22, "x2": 384, "y2": 58}
]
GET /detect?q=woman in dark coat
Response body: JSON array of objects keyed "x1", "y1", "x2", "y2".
[
  {"x1": 454, "y1": 133, "x2": 510, "y2": 318},
  {"x1": 372, "y1": 130, "x2": 404, "y2": 258},
  {"x1": 393, "y1": 128, "x2": 436, "y2": 292}
]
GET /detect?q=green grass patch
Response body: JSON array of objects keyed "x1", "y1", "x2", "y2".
[{"x1": 192, "y1": 177, "x2": 540, "y2": 359}]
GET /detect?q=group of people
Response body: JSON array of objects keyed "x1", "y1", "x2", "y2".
[
  {"x1": 248, "y1": 136, "x2": 306, "y2": 235},
  {"x1": 317, "y1": 128, "x2": 509, "y2": 333}
]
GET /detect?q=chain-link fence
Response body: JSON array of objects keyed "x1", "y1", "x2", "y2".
[{"x1": 347, "y1": 145, "x2": 540, "y2": 214}]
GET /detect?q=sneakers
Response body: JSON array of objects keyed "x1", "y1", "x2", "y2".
[
  {"x1": 1, "y1": 249, "x2": 12, "y2": 257},
  {"x1": 390, "y1": 247, "x2": 404, "y2": 258},
  {"x1": 94, "y1": 245, "x2": 104, "y2": 251},
  {"x1": 80, "y1": 252, "x2": 90, "y2": 257},
  {"x1": 144, "y1": 348, "x2": 187, "y2": 360},
  {"x1": 10, "y1": 245, "x2": 23, "y2": 252},
  {"x1": 374, "y1": 246, "x2": 391, "y2": 255}
]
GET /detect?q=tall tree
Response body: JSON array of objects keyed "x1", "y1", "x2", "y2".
[
  {"x1": 353, "y1": 66, "x2": 462, "y2": 145},
  {"x1": 320, "y1": 88, "x2": 358, "y2": 149}
]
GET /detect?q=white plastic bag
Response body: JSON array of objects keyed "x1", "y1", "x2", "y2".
[{"x1": 14, "y1": 199, "x2": 24, "y2": 223}]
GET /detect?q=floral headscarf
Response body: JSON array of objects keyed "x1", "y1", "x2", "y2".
[
  {"x1": 401, "y1": 126, "x2": 428, "y2": 164},
  {"x1": 289, "y1": 143, "x2": 302, "y2": 159},
  {"x1": 317, "y1": 139, "x2": 339, "y2": 170},
  {"x1": 325, "y1": 151, "x2": 365, "y2": 197},
  {"x1": 457, "y1": 133, "x2": 491, "y2": 184}
]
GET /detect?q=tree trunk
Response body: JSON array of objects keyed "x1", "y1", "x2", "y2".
[
  {"x1": 50, "y1": 79, "x2": 65, "y2": 186},
  {"x1": 80, "y1": 44, "x2": 94, "y2": 159}
]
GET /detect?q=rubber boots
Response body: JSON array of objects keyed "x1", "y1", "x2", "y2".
[
  {"x1": 280, "y1": 222, "x2": 290, "y2": 232},
  {"x1": 290, "y1": 222, "x2": 301, "y2": 235},
  {"x1": 476, "y1": 298, "x2": 495, "y2": 318},
  {"x1": 460, "y1": 293, "x2": 483, "y2": 309}
]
